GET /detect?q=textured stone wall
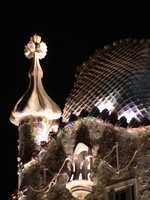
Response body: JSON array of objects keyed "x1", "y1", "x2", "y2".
[
  {"x1": 58, "y1": 117, "x2": 150, "y2": 200},
  {"x1": 17, "y1": 117, "x2": 66, "y2": 200},
  {"x1": 15, "y1": 117, "x2": 150, "y2": 199}
]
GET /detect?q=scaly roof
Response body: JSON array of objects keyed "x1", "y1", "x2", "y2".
[{"x1": 62, "y1": 39, "x2": 150, "y2": 127}]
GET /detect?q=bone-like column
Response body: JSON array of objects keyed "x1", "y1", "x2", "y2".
[{"x1": 10, "y1": 34, "x2": 61, "y2": 200}]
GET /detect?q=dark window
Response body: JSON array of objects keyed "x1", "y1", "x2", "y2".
[{"x1": 109, "y1": 185, "x2": 134, "y2": 200}]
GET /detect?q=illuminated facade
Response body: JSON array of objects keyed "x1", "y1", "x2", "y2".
[{"x1": 10, "y1": 36, "x2": 150, "y2": 200}]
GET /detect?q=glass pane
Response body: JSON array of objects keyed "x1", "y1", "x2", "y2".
[
  {"x1": 116, "y1": 191, "x2": 126, "y2": 200},
  {"x1": 120, "y1": 191, "x2": 126, "y2": 200}
]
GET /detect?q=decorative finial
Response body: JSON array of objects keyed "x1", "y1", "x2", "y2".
[
  {"x1": 66, "y1": 143, "x2": 93, "y2": 199},
  {"x1": 24, "y1": 34, "x2": 47, "y2": 59},
  {"x1": 10, "y1": 34, "x2": 61, "y2": 126}
]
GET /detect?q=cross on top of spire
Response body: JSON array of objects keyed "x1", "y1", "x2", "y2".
[{"x1": 24, "y1": 34, "x2": 47, "y2": 59}]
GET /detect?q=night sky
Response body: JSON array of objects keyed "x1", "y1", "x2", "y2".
[{"x1": 2, "y1": 1, "x2": 150, "y2": 198}]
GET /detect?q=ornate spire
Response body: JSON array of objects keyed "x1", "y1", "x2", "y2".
[{"x1": 10, "y1": 34, "x2": 62, "y2": 126}]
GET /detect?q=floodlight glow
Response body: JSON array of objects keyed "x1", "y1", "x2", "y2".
[
  {"x1": 119, "y1": 109, "x2": 140, "y2": 123},
  {"x1": 97, "y1": 99, "x2": 115, "y2": 112}
]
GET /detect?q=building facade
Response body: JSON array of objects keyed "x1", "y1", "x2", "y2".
[
  {"x1": 58, "y1": 117, "x2": 150, "y2": 200},
  {"x1": 61, "y1": 39, "x2": 150, "y2": 200},
  {"x1": 10, "y1": 36, "x2": 150, "y2": 200}
]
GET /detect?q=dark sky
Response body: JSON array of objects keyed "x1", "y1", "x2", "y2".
[{"x1": 2, "y1": 1, "x2": 150, "y2": 198}]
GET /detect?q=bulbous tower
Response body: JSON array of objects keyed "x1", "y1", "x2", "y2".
[{"x1": 10, "y1": 34, "x2": 62, "y2": 200}]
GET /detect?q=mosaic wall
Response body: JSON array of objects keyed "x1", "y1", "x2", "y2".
[
  {"x1": 58, "y1": 117, "x2": 150, "y2": 200},
  {"x1": 15, "y1": 117, "x2": 150, "y2": 199}
]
